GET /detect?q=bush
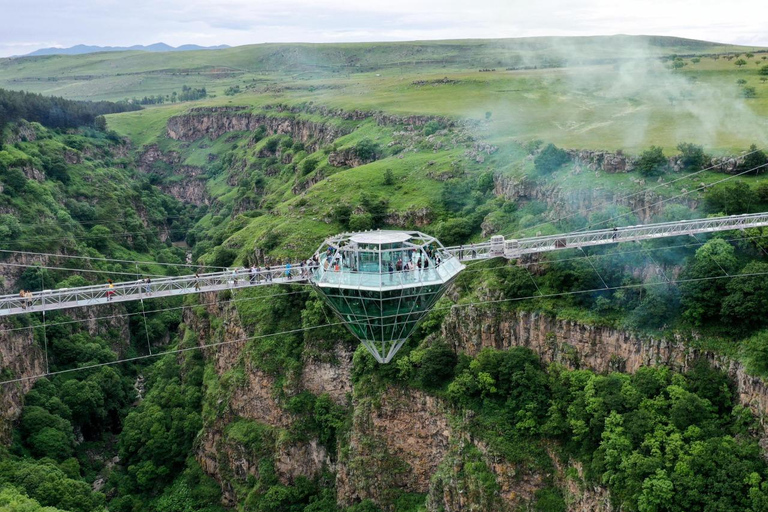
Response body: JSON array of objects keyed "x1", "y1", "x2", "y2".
[
  {"x1": 635, "y1": 146, "x2": 668, "y2": 177},
  {"x1": 359, "y1": 193, "x2": 388, "y2": 226},
  {"x1": 742, "y1": 331, "x2": 768, "y2": 376},
  {"x1": 354, "y1": 139, "x2": 378, "y2": 162},
  {"x1": 300, "y1": 157, "x2": 319, "y2": 176},
  {"x1": 704, "y1": 181, "x2": 757, "y2": 214},
  {"x1": 416, "y1": 343, "x2": 458, "y2": 389},
  {"x1": 383, "y1": 169, "x2": 395, "y2": 186},
  {"x1": 677, "y1": 143, "x2": 707, "y2": 171},
  {"x1": 534, "y1": 143, "x2": 569, "y2": 174},
  {"x1": 435, "y1": 217, "x2": 474, "y2": 245},
  {"x1": 423, "y1": 120, "x2": 443, "y2": 136},
  {"x1": 1, "y1": 167, "x2": 27, "y2": 195},
  {"x1": 210, "y1": 246, "x2": 237, "y2": 268},
  {"x1": 331, "y1": 204, "x2": 352, "y2": 228},
  {"x1": 348, "y1": 213, "x2": 373, "y2": 231},
  {"x1": 739, "y1": 144, "x2": 768, "y2": 174}
]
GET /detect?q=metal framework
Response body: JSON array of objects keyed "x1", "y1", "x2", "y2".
[
  {"x1": 2, "y1": 211, "x2": 768, "y2": 326},
  {"x1": 443, "y1": 212, "x2": 768, "y2": 261},
  {"x1": 0, "y1": 266, "x2": 308, "y2": 317},
  {"x1": 309, "y1": 230, "x2": 464, "y2": 362}
]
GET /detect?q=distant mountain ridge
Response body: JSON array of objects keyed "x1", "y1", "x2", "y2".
[{"x1": 26, "y1": 42, "x2": 230, "y2": 56}]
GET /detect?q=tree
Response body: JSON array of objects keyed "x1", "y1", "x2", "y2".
[
  {"x1": 383, "y1": 168, "x2": 395, "y2": 186},
  {"x1": 680, "y1": 239, "x2": 739, "y2": 324},
  {"x1": 299, "y1": 157, "x2": 319, "y2": 175},
  {"x1": 704, "y1": 181, "x2": 757, "y2": 214},
  {"x1": 422, "y1": 120, "x2": 443, "y2": 136},
  {"x1": 635, "y1": 146, "x2": 668, "y2": 177},
  {"x1": 737, "y1": 78, "x2": 748, "y2": 85},
  {"x1": 760, "y1": 65, "x2": 768, "y2": 76},
  {"x1": 742, "y1": 86, "x2": 757, "y2": 98},
  {"x1": 354, "y1": 138, "x2": 378, "y2": 162},
  {"x1": 415, "y1": 343, "x2": 458, "y2": 389},
  {"x1": 739, "y1": 144, "x2": 768, "y2": 173},
  {"x1": 676, "y1": 142, "x2": 707, "y2": 171},
  {"x1": 735, "y1": 59, "x2": 748, "y2": 67},
  {"x1": 348, "y1": 212, "x2": 373, "y2": 231},
  {"x1": 534, "y1": 143, "x2": 569, "y2": 174},
  {"x1": 721, "y1": 261, "x2": 768, "y2": 331},
  {"x1": 1, "y1": 167, "x2": 27, "y2": 195},
  {"x1": 210, "y1": 246, "x2": 237, "y2": 268}
]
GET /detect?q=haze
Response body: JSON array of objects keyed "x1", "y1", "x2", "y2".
[{"x1": 1, "y1": 0, "x2": 766, "y2": 57}]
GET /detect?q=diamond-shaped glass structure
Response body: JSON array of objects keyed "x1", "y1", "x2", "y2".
[{"x1": 309, "y1": 230, "x2": 464, "y2": 363}]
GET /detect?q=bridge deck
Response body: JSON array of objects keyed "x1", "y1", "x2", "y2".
[
  {"x1": 443, "y1": 212, "x2": 768, "y2": 261},
  {"x1": 3, "y1": 212, "x2": 768, "y2": 317},
  {"x1": 0, "y1": 267, "x2": 309, "y2": 317}
]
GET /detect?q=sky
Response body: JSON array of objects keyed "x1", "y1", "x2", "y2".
[{"x1": 0, "y1": 0, "x2": 766, "y2": 57}]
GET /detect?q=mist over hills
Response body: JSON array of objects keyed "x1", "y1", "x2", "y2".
[{"x1": 25, "y1": 42, "x2": 230, "y2": 56}]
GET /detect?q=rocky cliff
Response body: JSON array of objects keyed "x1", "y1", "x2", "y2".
[
  {"x1": 441, "y1": 307, "x2": 768, "y2": 431},
  {"x1": 0, "y1": 319, "x2": 44, "y2": 443},
  {"x1": 166, "y1": 110, "x2": 351, "y2": 151},
  {"x1": 493, "y1": 172, "x2": 698, "y2": 222}
]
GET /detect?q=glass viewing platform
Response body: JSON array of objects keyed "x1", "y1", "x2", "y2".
[{"x1": 309, "y1": 230, "x2": 465, "y2": 363}]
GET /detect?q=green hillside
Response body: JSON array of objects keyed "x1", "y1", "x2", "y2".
[{"x1": 4, "y1": 35, "x2": 767, "y2": 152}]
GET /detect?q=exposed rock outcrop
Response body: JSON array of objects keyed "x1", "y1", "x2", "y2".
[
  {"x1": 337, "y1": 388, "x2": 450, "y2": 508},
  {"x1": 328, "y1": 148, "x2": 368, "y2": 168},
  {"x1": 493, "y1": 173, "x2": 697, "y2": 222},
  {"x1": 0, "y1": 319, "x2": 44, "y2": 443},
  {"x1": 166, "y1": 111, "x2": 350, "y2": 152},
  {"x1": 442, "y1": 307, "x2": 768, "y2": 431}
]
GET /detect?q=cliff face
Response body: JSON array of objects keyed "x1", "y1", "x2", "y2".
[
  {"x1": 166, "y1": 110, "x2": 350, "y2": 151},
  {"x1": 493, "y1": 173, "x2": 698, "y2": 222},
  {"x1": 186, "y1": 293, "x2": 552, "y2": 511},
  {"x1": 565, "y1": 149, "x2": 743, "y2": 175},
  {"x1": 187, "y1": 295, "x2": 337, "y2": 504},
  {"x1": 336, "y1": 388, "x2": 450, "y2": 507},
  {"x1": 0, "y1": 303, "x2": 130, "y2": 444},
  {"x1": 441, "y1": 307, "x2": 768, "y2": 431},
  {"x1": 0, "y1": 320, "x2": 44, "y2": 443}
]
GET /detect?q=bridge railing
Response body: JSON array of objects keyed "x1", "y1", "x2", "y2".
[
  {"x1": 311, "y1": 255, "x2": 464, "y2": 289},
  {"x1": 444, "y1": 243, "x2": 494, "y2": 261},
  {"x1": 0, "y1": 264, "x2": 309, "y2": 316},
  {"x1": 506, "y1": 212, "x2": 768, "y2": 257},
  {"x1": 445, "y1": 213, "x2": 768, "y2": 261}
]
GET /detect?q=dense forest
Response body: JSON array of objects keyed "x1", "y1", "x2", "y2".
[{"x1": 0, "y1": 88, "x2": 140, "y2": 144}]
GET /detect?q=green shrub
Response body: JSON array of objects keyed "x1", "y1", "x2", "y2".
[
  {"x1": 635, "y1": 146, "x2": 668, "y2": 177},
  {"x1": 534, "y1": 143, "x2": 569, "y2": 174},
  {"x1": 349, "y1": 213, "x2": 373, "y2": 231},
  {"x1": 422, "y1": 120, "x2": 443, "y2": 136},
  {"x1": 300, "y1": 157, "x2": 319, "y2": 176},
  {"x1": 1, "y1": 167, "x2": 27, "y2": 195},
  {"x1": 676, "y1": 142, "x2": 707, "y2": 171},
  {"x1": 210, "y1": 246, "x2": 237, "y2": 268},
  {"x1": 354, "y1": 139, "x2": 378, "y2": 161}
]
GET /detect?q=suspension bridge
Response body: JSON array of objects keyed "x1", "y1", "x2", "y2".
[{"x1": 2, "y1": 212, "x2": 768, "y2": 362}]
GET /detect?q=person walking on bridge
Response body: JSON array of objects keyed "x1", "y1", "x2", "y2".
[
  {"x1": 19, "y1": 289, "x2": 26, "y2": 310},
  {"x1": 106, "y1": 280, "x2": 115, "y2": 301},
  {"x1": 194, "y1": 273, "x2": 201, "y2": 291},
  {"x1": 144, "y1": 278, "x2": 152, "y2": 295}
]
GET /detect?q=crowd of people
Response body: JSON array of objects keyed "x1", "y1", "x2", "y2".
[{"x1": 11, "y1": 245, "x2": 457, "y2": 311}]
